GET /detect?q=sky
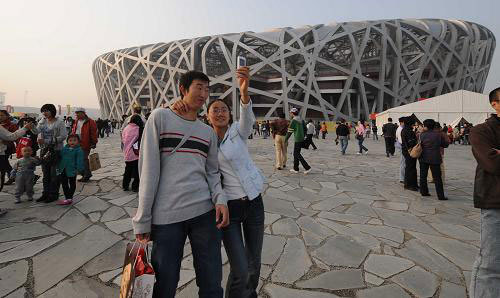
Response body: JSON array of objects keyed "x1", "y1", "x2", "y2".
[{"x1": 0, "y1": 0, "x2": 498, "y2": 109}]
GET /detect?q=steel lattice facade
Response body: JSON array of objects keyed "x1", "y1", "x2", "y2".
[{"x1": 93, "y1": 18, "x2": 495, "y2": 121}]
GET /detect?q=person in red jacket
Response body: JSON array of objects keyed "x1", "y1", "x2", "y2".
[{"x1": 72, "y1": 107, "x2": 97, "y2": 182}]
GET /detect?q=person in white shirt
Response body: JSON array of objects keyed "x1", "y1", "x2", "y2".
[
  {"x1": 396, "y1": 117, "x2": 406, "y2": 183},
  {"x1": 304, "y1": 120, "x2": 317, "y2": 150}
]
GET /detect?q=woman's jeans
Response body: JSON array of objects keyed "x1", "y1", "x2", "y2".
[
  {"x1": 470, "y1": 209, "x2": 500, "y2": 298},
  {"x1": 42, "y1": 160, "x2": 59, "y2": 200},
  {"x1": 222, "y1": 196, "x2": 265, "y2": 298},
  {"x1": 358, "y1": 138, "x2": 368, "y2": 153},
  {"x1": 151, "y1": 209, "x2": 223, "y2": 298}
]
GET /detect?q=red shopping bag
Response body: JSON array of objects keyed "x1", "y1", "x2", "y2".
[{"x1": 120, "y1": 242, "x2": 155, "y2": 298}]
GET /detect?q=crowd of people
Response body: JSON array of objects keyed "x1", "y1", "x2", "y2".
[{"x1": 1, "y1": 66, "x2": 498, "y2": 297}]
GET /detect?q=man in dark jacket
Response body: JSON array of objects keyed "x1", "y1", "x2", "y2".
[
  {"x1": 336, "y1": 119, "x2": 350, "y2": 155},
  {"x1": 418, "y1": 119, "x2": 449, "y2": 200},
  {"x1": 401, "y1": 117, "x2": 418, "y2": 191},
  {"x1": 382, "y1": 118, "x2": 397, "y2": 157},
  {"x1": 469, "y1": 87, "x2": 500, "y2": 297}
]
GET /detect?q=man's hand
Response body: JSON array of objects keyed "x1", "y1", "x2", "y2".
[
  {"x1": 135, "y1": 233, "x2": 150, "y2": 244},
  {"x1": 236, "y1": 67, "x2": 250, "y2": 103},
  {"x1": 215, "y1": 204, "x2": 229, "y2": 229}
]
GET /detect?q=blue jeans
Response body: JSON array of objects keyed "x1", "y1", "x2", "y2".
[
  {"x1": 358, "y1": 138, "x2": 368, "y2": 153},
  {"x1": 470, "y1": 209, "x2": 500, "y2": 298},
  {"x1": 222, "y1": 196, "x2": 265, "y2": 298},
  {"x1": 151, "y1": 209, "x2": 223, "y2": 298},
  {"x1": 339, "y1": 136, "x2": 348, "y2": 154}
]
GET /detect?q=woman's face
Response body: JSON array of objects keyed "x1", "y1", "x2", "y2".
[
  {"x1": 207, "y1": 101, "x2": 230, "y2": 129},
  {"x1": 42, "y1": 110, "x2": 52, "y2": 119}
]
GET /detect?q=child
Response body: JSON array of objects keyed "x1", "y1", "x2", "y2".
[
  {"x1": 11, "y1": 146, "x2": 41, "y2": 203},
  {"x1": 56, "y1": 134, "x2": 84, "y2": 205}
]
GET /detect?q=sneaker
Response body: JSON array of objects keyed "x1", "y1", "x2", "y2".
[
  {"x1": 365, "y1": 150, "x2": 369, "y2": 155},
  {"x1": 356, "y1": 152, "x2": 361, "y2": 155},
  {"x1": 36, "y1": 195, "x2": 47, "y2": 202},
  {"x1": 276, "y1": 167, "x2": 282, "y2": 170},
  {"x1": 304, "y1": 168, "x2": 312, "y2": 175},
  {"x1": 289, "y1": 169, "x2": 300, "y2": 174},
  {"x1": 15, "y1": 200, "x2": 21, "y2": 204}
]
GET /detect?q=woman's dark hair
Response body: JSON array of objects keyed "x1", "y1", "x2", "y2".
[
  {"x1": 130, "y1": 114, "x2": 144, "y2": 127},
  {"x1": 0, "y1": 110, "x2": 10, "y2": 118},
  {"x1": 40, "y1": 104, "x2": 57, "y2": 117},
  {"x1": 423, "y1": 119, "x2": 436, "y2": 130},
  {"x1": 206, "y1": 99, "x2": 233, "y2": 125},
  {"x1": 67, "y1": 134, "x2": 80, "y2": 142}
]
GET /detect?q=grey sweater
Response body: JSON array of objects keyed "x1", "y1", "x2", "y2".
[
  {"x1": 132, "y1": 108, "x2": 227, "y2": 234},
  {"x1": 35, "y1": 117, "x2": 67, "y2": 151}
]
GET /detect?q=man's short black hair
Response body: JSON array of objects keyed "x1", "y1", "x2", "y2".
[
  {"x1": 423, "y1": 119, "x2": 435, "y2": 130},
  {"x1": 41, "y1": 104, "x2": 57, "y2": 117},
  {"x1": 398, "y1": 117, "x2": 406, "y2": 123},
  {"x1": 388, "y1": 117, "x2": 393, "y2": 122},
  {"x1": 179, "y1": 71, "x2": 210, "y2": 98},
  {"x1": 489, "y1": 87, "x2": 500, "y2": 103}
]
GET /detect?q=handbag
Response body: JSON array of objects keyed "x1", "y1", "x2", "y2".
[
  {"x1": 120, "y1": 242, "x2": 155, "y2": 298},
  {"x1": 89, "y1": 151, "x2": 101, "y2": 171},
  {"x1": 409, "y1": 136, "x2": 422, "y2": 158}
]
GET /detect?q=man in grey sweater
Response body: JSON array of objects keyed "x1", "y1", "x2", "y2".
[{"x1": 133, "y1": 71, "x2": 229, "y2": 298}]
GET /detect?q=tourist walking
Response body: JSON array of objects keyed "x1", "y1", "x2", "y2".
[
  {"x1": 372, "y1": 124, "x2": 378, "y2": 140},
  {"x1": 11, "y1": 146, "x2": 40, "y2": 203},
  {"x1": 401, "y1": 117, "x2": 418, "y2": 191},
  {"x1": 382, "y1": 117, "x2": 397, "y2": 157},
  {"x1": 418, "y1": 119, "x2": 449, "y2": 200},
  {"x1": 121, "y1": 115, "x2": 143, "y2": 192},
  {"x1": 35, "y1": 104, "x2": 68, "y2": 203},
  {"x1": 320, "y1": 122, "x2": 328, "y2": 139},
  {"x1": 285, "y1": 108, "x2": 311, "y2": 174},
  {"x1": 315, "y1": 121, "x2": 321, "y2": 138},
  {"x1": 56, "y1": 134, "x2": 84, "y2": 205},
  {"x1": 173, "y1": 66, "x2": 264, "y2": 298},
  {"x1": 469, "y1": 87, "x2": 500, "y2": 298},
  {"x1": 0, "y1": 110, "x2": 18, "y2": 183},
  {"x1": 396, "y1": 117, "x2": 406, "y2": 183},
  {"x1": 304, "y1": 120, "x2": 317, "y2": 150},
  {"x1": 72, "y1": 108, "x2": 98, "y2": 182},
  {"x1": 0, "y1": 122, "x2": 32, "y2": 215},
  {"x1": 336, "y1": 119, "x2": 349, "y2": 155},
  {"x1": 270, "y1": 113, "x2": 289, "y2": 170},
  {"x1": 355, "y1": 120, "x2": 369, "y2": 155},
  {"x1": 133, "y1": 70, "x2": 229, "y2": 298}
]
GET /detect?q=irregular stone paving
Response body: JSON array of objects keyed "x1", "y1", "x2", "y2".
[{"x1": 0, "y1": 133, "x2": 480, "y2": 297}]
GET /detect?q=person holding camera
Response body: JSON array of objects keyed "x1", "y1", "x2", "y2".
[{"x1": 34, "y1": 104, "x2": 68, "y2": 203}]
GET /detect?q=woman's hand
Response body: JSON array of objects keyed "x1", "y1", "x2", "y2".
[
  {"x1": 170, "y1": 99, "x2": 189, "y2": 114},
  {"x1": 236, "y1": 67, "x2": 250, "y2": 104}
]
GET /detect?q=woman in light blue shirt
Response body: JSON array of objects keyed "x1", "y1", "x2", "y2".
[{"x1": 173, "y1": 66, "x2": 264, "y2": 298}]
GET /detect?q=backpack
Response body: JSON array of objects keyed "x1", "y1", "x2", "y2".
[{"x1": 16, "y1": 137, "x2": 33, "y2": 159}]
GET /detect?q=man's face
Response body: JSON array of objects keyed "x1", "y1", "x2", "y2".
[
  {"x1": 181, "y1": 79, "x2": 210, "y2": 111},
  {"x1": 75, "y1": 112, "x2": 85, "y2": 120},
  {"x1": 492, "y1": 99, "x2": 500, "y2": 114}
]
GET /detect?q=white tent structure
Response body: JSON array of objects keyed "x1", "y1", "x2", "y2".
[{"x1": 376, "y1": 90, "x2": 494, "y2": 131}]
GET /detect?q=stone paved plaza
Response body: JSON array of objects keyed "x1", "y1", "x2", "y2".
[{"x1": 0, "y1": 133, "x2": 479, "y2": 297}]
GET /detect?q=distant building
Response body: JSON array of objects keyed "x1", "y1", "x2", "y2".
[
  {"x1": 0, "y1": 92, "x2": 5, "y2": 107},
  {"x1": 93, "y1": 18, "x2": 495, "y2": 121}
]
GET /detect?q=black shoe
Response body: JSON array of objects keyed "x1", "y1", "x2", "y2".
[
  {"x1": 386, "y1": 153, "x2": 390, "y2": 157},
  {"x1": 123, "y1": 187, "x2": 129, "y2": 191},
  {"x1": 421, "y1": 193, "x2": 431, "y2": 197},
  {"x1": 79, "y1": 177, "x2": 91, "y2": 183},
  {"x1": 282, "y1": 165, "x2": 286, "y2": 168},
  {"x1": 132, "y1": 188, "x2": 139, "y2": 193},
  {"x1": 404, "y1": 186, "x2": 419, "y2": 192},
  {"x1": 44, "y1": 197, "x2": 58, "y2": 203},
  {"x1": 4, "y1": 177, "x2": 15, "y2": 185},
  {"x1": 36, "y1": 195, "x2": 47, "y2": 202},
  {"x1": 439, "y1": 197, "x2": 449, "y2": 201}
]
